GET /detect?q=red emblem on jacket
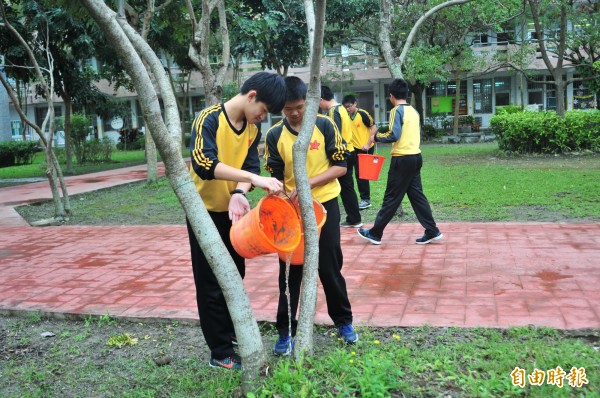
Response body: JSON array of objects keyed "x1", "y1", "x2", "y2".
[{"x1": 309, "y1": 140, "x2": 320, "y2": 150}]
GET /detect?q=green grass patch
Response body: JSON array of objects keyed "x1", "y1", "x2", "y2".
[
  {"x1": 0, "y1": 150, "x2": 148, "y2": 179},
  {"x1": 2, "y1": 316, "x2": 598, "y2": 397},
  {"x1": 15, "y1": 142, "x2": 600, "y2": 225}
]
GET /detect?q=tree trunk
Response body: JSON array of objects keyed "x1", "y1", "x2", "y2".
[
  {"x1": 82, "y1": 0, "x2": 265, "y2": 390},
  {"x1": 452, "y1": 78, "x2": 462, "y2": 135},
  {"x1": 145, "y1": 129, "x2": 158, "y2": 183},
  {"x1": 294, "y1": 0, "x2": 327, "y2": 358},
  {"x1": 64, "y1": 96, "x2": 74, "y2": 174}
]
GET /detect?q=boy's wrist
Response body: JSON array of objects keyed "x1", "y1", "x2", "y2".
[{"x1": 231, "y1": 188, "x2": 246, "y2": 197}]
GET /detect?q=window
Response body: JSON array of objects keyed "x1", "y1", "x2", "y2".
[
  {"x1": 473, "y1": 79, "x2": 493, "y2": 114},
  {"x1": 573, "y1": 78, "x2": 596, "y2": 110},
  {"x1": 494, "y1": 77, "x2": 511, "y2": 107}
]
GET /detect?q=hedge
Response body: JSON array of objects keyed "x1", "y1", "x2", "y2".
[
  {"x1": 0, "y1": 141, "x2": 40, "y2": 168},
  {"x1": 490, "y1": 110, "x2": 600, "y2": 153}
]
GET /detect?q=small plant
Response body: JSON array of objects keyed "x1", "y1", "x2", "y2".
[
  {"x1": 97, "y1": 313, "x2": 116, "y2": 327},
  {"x1": 107, "y1": 333, "x2": 138, "y2": 348},
  {"x1": 26, "y1": 311, "x2": 42, "y2": 324},
  {"x1": 84, "y1": 314, "x2": 94, "y2": 328}
]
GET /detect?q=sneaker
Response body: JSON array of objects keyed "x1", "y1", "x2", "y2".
[
  {"x1": 209, "y1": 353, "x2": 242, "y2": 370},
  {"x1": 415, "y1": 231, "x2": 443, "y2": 245},
  {"x1": 273, "y1": 335, "x2": 294, "y2": 356},
  {"x1": 338, "y1": 324, "x2": 359, "y2": 344},
  {"x1": 231, "y1": 335, "x2": 238, "y2": 346},
  {"x1": 341, "y1": 221, "x2": 363, "y2": 228},
  {"x1": 357, "y1": 228, "x2": 381, "y2": 245},
  {"x1": 358, "y1": 199, "x2": 371, "y2": 210}
]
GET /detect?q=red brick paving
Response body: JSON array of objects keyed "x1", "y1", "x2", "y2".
[{"x1": 0, "y1": 165, "x2": 599, "y2": 330}]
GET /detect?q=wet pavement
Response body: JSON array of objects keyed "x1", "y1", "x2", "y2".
[{"x1": 1, "y1": 164, "x2": 599, "y2": 329}]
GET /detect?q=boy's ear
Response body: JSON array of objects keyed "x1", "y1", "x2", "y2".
[{"x1": 247, "y1": 90, "x2": 258, "y2": 101}]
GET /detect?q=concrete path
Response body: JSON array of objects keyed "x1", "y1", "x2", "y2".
[{"x1": 1, "y1": 164, "x2": 599, "y2": 330}]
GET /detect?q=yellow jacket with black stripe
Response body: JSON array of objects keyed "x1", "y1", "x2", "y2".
[
  {"x1": 326, "y1": 104, "x2": 355, "y2": 152},
  {"x1": 375, "y1": 104, "x2": 421, "y2": 156},
  {"x1": 264, "y1": 114, "x2": 347, "y2": 204},
  {"x1": 189, "y1": 103, "x2": 262, "y2": 212},
  {"x1": 349, "y1": 108, "x2": 375, "y2": 149}
]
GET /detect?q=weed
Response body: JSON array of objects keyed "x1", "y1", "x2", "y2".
[
  {"x1": 107, "y1": 333, "x2": 138, "y2": 348},
  {"x1": 97, "y1": 313, "x2": 116, "y2": 327},
  {"x1": 26, "y1": 311, "x2": 42, "y2": 324}
]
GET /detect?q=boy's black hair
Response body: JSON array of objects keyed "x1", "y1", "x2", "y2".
[
  {"x1": 284, "y1": 76, "x2": 307, "y2": 102},
  {"x1": 342, "y1": 95, "x2": 357, "y2": 105},
  {"x1": 320, "y1": 85, "x2": 335, "y2": 101},
  {"x1": 241, "y1": 72, "x2": 286, "y2": 114},
  {"x1": 389, "y1": 78, "x2": 409, "y2": 100}
]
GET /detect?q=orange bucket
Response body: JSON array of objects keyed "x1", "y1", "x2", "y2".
[
  {"x1": 278, "y1": 198, "x2": 327, "y2": 265},
  {"x1": 357, "y1": 154, "x2": 386, "y2": 181},
  {"x1": 230, "y1": 195, "x2": 301, "y2": 259}
]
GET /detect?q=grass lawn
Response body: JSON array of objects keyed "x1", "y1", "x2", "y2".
[{"x1": 13, "y1": 142, "x2": 600, "y2": 225}]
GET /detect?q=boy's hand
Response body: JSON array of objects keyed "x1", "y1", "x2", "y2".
[
  {"x1": 250, "y1": 175, "x2": 284, "y2": 194},
  {"x1": 229, "y1": 194, "x2": 250, "y2": 223}
]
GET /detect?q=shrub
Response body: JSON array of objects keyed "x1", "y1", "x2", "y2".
[
  {"x1": 117, "y1": 128, "x2": 144, "y2": 150},
  {"x1": 495, "y1": 105, "x2": 522, "y2": 115},
  {"x1": 71, "y1": 113, "x2": 94, "y2": 164},
  {"x1": 491, "y1": 110, "x2": 600, "y2": 153},
  {"x1": 421, "y1": 124, "x2": 439, "y2": 141},
  {"x1": 0, "y1": 141, "x2": 40, "y2": 168}
]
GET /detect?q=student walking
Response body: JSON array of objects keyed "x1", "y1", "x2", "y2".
[{"x1": 357, "y1": 78, "x2": 442, "y2": 246}]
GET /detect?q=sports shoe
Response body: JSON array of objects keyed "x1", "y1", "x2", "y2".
[
  {"x1": 209, "y1": 353, "x2": 242, "y2": 370},
  {"x1": 338, "y1": 324, "x2": 359, "y2": 344},
  {"x1": 231, "y1": 335, "x2": 238, "y2": 346},
  {"x1": 358, "y1": 199, "x2": 371, "y2": 210},
  {"x1": 357, "y1": 228, "x2": 381, "y2": 245},
  {"x1": 273, "y1": 335, "x2": 294, "y2": 356},
  {"x1": 341, "y1": 221, "x2": 363, "y2": 228},
  {"x1": 415, "y1": 231, "x2": 443, "y2": 245}
]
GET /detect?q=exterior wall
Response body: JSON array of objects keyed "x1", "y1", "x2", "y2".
[{"x1": 0, "y1": 76, "x2": 10, "y2": 142}]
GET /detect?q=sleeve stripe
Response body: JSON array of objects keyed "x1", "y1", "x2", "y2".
[{"x1": 191, "y1": 104, "x2": 220, "y2": 170}]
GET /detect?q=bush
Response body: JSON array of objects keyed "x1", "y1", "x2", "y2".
[
  {"x1": 0, "y1": 141, "x2": 40, "y2": 168},
  {"x1": 71, "y1": 113, "x2": 94, "y2": 164},
  {"x1": 495, "y1": 105, "x2": 522, "y2": 115},
  {"x1": 421, "y1": 124, "x2": 439, "y2": 141},
  {"x1": 117, "y1": 128, "x2": 144, "y2": 150},
  {"x1": 491, "y1": 110, "x2": 600, "y2": 153}
]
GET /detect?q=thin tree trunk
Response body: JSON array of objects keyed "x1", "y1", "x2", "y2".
[
  {"x1": 294, "y1": 0, "x2": 327, "y2": 358},
  {"x1": 453, "y1": 78, "x2": 462, "y2": 135},
  {"x1": 64, "y1": 96, "x2": 74, "y2": 174},
  {"x1": 81, "y1": 0, "x2": 265, "y2": 391}
]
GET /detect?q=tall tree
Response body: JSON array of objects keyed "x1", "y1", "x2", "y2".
[
  {"x1": 186, "y1": 0, "x2": 230, "y2": 105},
  {"x1": 526, "y1": 0, "x2": 600, "y2": 115},
  {"x1": 80, "y1": 0, "x2": 264, "y2": 390},
  {"x1": 0, "y1": 1, "x2": 71, "y2": 221},
  {"x1": 293, "y1": 0, "x2": 327, "y2": 358}
]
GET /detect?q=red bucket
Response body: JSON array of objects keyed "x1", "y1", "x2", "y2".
[{"x1": 357, "y1": 154, "x2": 386, "y2": 181}]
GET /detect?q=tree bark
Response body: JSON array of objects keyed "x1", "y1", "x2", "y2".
[
  {"x1": 294, "y1": 0, "x2": 327, "y2": 359},
  {"x1": 81, "y1": 0, "x2": 265, "y2": 391},
  {"x1": 64, "y1": 96, "x2": 74, "y2": 174}
]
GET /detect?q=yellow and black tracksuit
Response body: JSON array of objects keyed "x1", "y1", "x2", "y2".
[
  {"x1": 188, "y1": 103, "x2": 262, "y2": 359},
  {"x1": 326, "y1": 104, "x2": 361, "y2": 225},
  {"x1": 370, "y1": 104, "x2": 440, "y2": 239},
  {"x1": 349, "y1": 108, "x2": 376, "y2": 201},
  {"x1": 264, "y1": 115, "x2": 353, "y2": 337}
]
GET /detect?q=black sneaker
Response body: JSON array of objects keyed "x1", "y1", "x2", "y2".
[
  {"x1": 357, "y1": 228, "x2": 381, "y2": 245},
  {"x1": 358, "y1": 199, "x2": 371, "y2": 210},
  {"x1": 415, "y1": 231, "x2": 443, "y2": 245},
  {"x1": 209, "y1": 353, "x2": 242, "y2": 370},
  {"x1": 341, "y1": 221, "x2": 363, "y2": 228}
]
